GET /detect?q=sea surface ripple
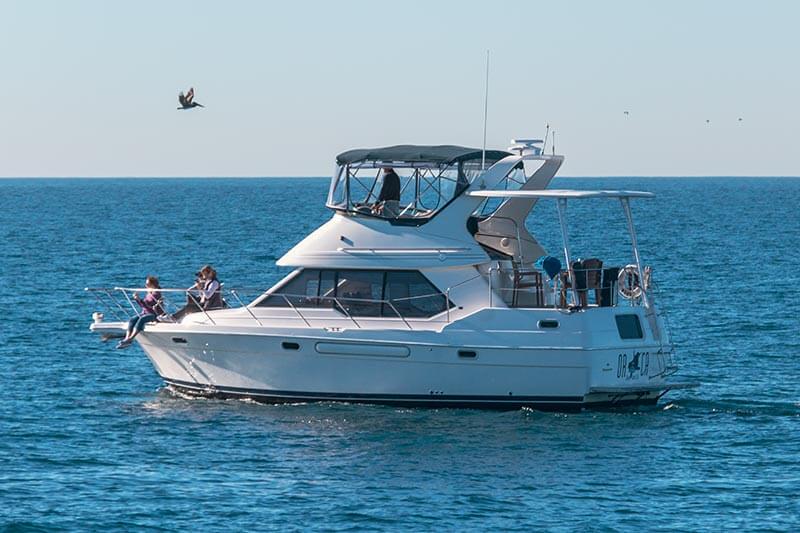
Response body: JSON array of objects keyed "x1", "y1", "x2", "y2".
[{"x1": 0, "y1": 177, "x2": 798, "y2": 531}]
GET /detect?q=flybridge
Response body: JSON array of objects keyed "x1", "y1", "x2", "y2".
[
  {"x1": 284, "y1": 139, "x2": 569, "y2": 268},
  {"x1": 335, "y1": 145, "x2": 511, "y2": 165},
  {"x1": 327, "y1": 144, "x2": 514, "y2": 224},
  {"x1": 326, "y1": 142, "x2": 569, "y2": 226}
]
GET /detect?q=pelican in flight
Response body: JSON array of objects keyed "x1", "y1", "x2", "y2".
[{"x1": 178, "y1": 87, "x2": 204, "y2": 110}]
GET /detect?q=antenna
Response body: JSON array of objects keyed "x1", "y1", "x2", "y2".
[
  {"x1": 542, "y1": 123, "x2": 550, "y2": 154},
  {"x1": 481, "y1": 50, "x2": 490, "y2": 170},
  {"x1": 552, "y1": 130, "x2": 556, "y2": 155}
]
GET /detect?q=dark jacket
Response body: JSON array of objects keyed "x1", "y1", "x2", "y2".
[
  {"x1": 202, "y1": 278, "x2": 224, "y2": 310},
  {"x1": 377, "y1": 171, "x2": 401, "y2": 202}
]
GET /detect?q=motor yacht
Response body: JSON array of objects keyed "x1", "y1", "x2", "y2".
[{"x1": 88, "y1": 140, "x2": 696, "y2": 409}]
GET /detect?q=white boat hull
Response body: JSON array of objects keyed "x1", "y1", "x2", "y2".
[{"x1": 128, "y1": 318, "x2": 682, "y2": 410}]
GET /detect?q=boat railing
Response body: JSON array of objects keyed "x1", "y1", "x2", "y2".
[
  {"x1": 646, "y1": 278, "x2": 678, "y2": 376},
  {"x1": 85, "y1": 286, "x2": 248, "y2": 326},
  {"x1": 486, "y1": 264, "x2": 651, "y2": 310},
  {"x1": 85, "y1": 286, "x2": 448, "y2": 330},
  {"x1": 87, "y1": 264, "x2": 651, "y2": 331}
]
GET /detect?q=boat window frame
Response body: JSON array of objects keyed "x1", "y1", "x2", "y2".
[
  {"x1": 615, "y1": 313, "x2": 644, "y2": 340},
  {"x1": 254, "y1": 268, "x2": 455, "y2": 319},
  {"x1": 325, "y1": 157, "x2": 502, "y2": 227},
  {"x1": 472, "y1": 161, "x2": 527, "y2": 218}
]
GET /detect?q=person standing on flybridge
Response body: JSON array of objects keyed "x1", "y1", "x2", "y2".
[{"x1": 372, "y1": 167, "x2": 401, "y2": 216}]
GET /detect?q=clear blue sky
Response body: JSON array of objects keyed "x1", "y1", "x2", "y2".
[{"x1": 1, "y1": 0, "x2": 797, "y2": 177}]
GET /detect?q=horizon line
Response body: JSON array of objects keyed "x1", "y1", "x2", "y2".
[{"x1": 2, "y1": 175, "x2": 800, "y2": 180}]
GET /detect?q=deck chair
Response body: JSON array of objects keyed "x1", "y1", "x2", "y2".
[
  {"x1": 599, "y1": 266, "x2": 620, "y2": 307},
  {"x1": 582, "y1": 258, "x2": 604, "y2": 307}
]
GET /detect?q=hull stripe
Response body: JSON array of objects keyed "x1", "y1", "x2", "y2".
[{"x1": 164, "y1": 378, "x2": 585, "y2": 404}]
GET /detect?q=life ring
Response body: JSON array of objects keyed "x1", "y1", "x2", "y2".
[{"x1": 618, "y1": 264, "x2": 642, "y2": 299}]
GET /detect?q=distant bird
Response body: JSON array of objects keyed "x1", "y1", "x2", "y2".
[
  {"x1": 705, "y1": 119, "x2": 711, "y2": 124},
  {"x1": 738, "y1": 117, "x2": 743, "y2": 122},
  {"x1": 178, "y1": 87, "x2": 204, "y2": 110},
  {"x1": 623, "y1": 111, "x2": 630, "y2": 116}
]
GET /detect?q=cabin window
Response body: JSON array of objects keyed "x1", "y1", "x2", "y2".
[
  {"x1": 384, "y1": 271, "x2": 449, "y2": 318},
  {"x1": 257, "y1": 269, "x2": 324, "y2": 308},
  {"x1": 336, "y1": 270, "x2": 384, "y2": 317},
  {"x1": 258, "y1": 269, "x2": 451, "y2": 318},
  {"x1": 615, "y1": 314, "x2": 644, "y2": 340},
  {"x1": 319, "y1": 270, "x2": 336, "y2": 301}
]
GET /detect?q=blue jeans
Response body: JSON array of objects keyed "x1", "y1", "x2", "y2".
[{"x1": 127, "y1": 314, "x2": 157, "y2": 334}]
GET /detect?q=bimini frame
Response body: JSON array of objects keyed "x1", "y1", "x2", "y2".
[{"x1": 467, "y1": 189, "x2": 655, "y2": 308}]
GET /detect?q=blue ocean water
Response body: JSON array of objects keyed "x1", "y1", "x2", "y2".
[{"x1": 1, "y1": 177, "x2": 799, "y2": 531}]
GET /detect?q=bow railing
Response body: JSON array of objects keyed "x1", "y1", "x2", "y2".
[{"x1": 85, "y1": 286, "x2": 448, "y2": 330}]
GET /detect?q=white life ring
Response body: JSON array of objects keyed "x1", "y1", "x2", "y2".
[{"x1": 618, "y1": 264, "x2": 642, "y2": 299}]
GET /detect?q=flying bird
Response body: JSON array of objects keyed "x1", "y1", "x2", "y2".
[
  {"x1": 623, "y1": 111, "x2": 630, "y2": 116},
  {"x1": 705, "y1": 119, "x2": 711, "y2": 124},
  {"x1": 178, "y1": 87, "x2": 204, "y2": 110},
  {"x1": 738, "y1": 117, "x2": 743, "y2": 122}
]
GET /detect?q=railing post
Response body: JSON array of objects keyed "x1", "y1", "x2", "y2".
[
  {"x1": 104, "y1": 289, "x2": 132, "y2": 319},
  {"x1": 620, "y1": 197, "x2": 650, "y2": 309},
  {"x1": 87, "y1": 289, "x2": 124, "y2": 321},
  {"x1": 386, "y1": 300, "x2": 412, "y2": 330},
  {"x1": 555, "y1": 198, "x2": 579, "y2": 307},
  {"x1": 187, "y1": 290, "x2": 217, "y2": 325},
  {"x1": 118, "y1": 289, "x2": 141, "y2": 316},
  {"x1": 488, "y1": 266, "x2": 494, "y2": 307},
  {"x1": 231, "y1": 290, "x2": 263, "y2": 326},
  {"x1": 332, "y1": 297, "x2": 361, "y2": 329},
  {"x1": 282, "y1": 295, "x2": 311, "y2": 328}
]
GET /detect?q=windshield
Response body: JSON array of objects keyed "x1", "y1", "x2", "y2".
[
  {"x1": 472, "y1": 162, "x2": 527, "y2": 218},
  {"x1": 326, "y1": 156, "x2": 503, "y2": 224}
]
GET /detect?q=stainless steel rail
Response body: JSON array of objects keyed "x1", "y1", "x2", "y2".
[
  {"x1": 86, "y1": 287, "x2": 443, "y2": 330},
  {"x1": 87, "y1": 266, "x2": 648, "y2": 331}
]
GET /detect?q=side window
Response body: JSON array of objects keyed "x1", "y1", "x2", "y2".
[
  {"x1": 385, "y1": 271, "x2": 449, "y2": 318},
  {"x1": 319, "y1": 270, "x2": 336, "y2": 300},
  {"x1": 258, "y1": 269, "x2": 451, "y2": 318},
  {"x1": 258, "y1": 270, "x2": 321, "y2": 307},
  {"x1": 615, "y1": 314, "x2": 644, "y2": 340},
  {"x1": 336, "y1": 270, "x2": 384, "y2": 317}
]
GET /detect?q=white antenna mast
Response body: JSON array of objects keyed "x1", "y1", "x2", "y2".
[
  {"x1": 542, "y1": 122, "x2": 550, "y2": 154},
  {"x1": 481, "y1": 50, "x2": 490, "y2": 170}
]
